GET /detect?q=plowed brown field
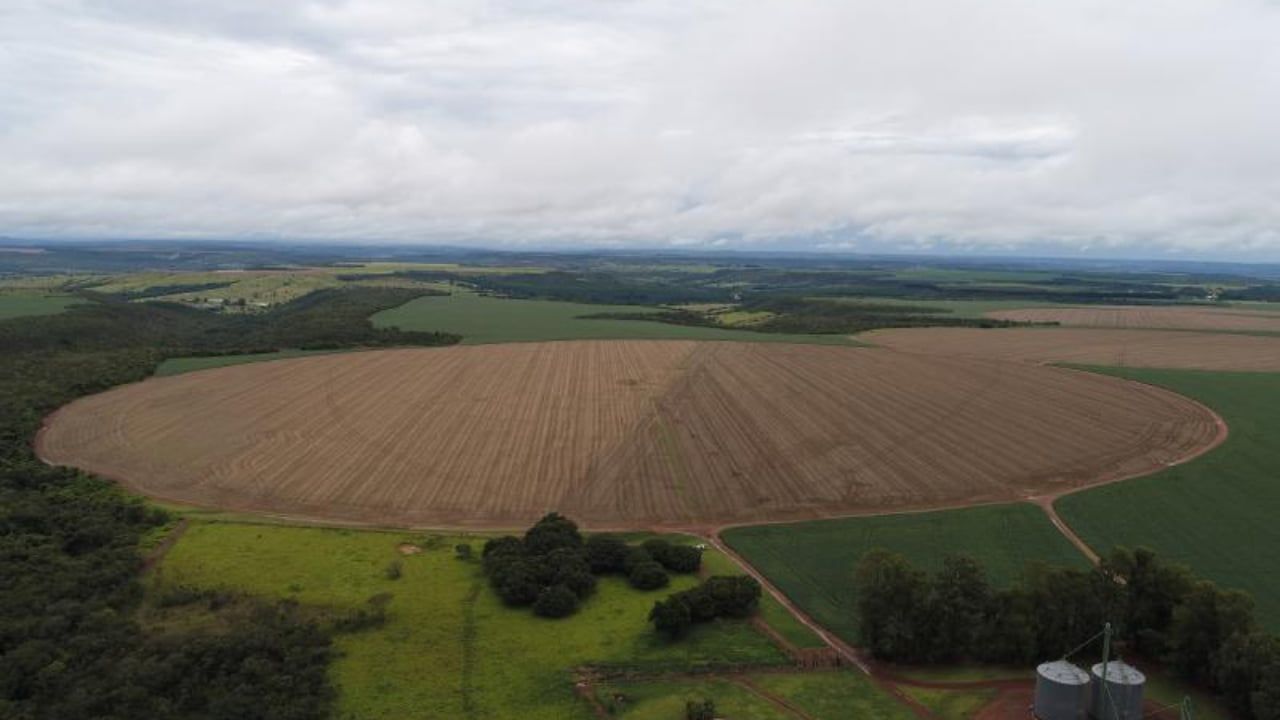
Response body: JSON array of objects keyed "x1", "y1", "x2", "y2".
[
  {"x1": 987, "y1": 305, "x2": 1280, "y2": 333},
  {"x1": 38, "y1": 341, "x2": 1220, "y2": 527},
  {"x1": 865, "y1": 327, "x2": 1280, "y2": 371}
]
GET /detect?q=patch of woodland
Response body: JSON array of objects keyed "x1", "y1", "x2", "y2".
[
  {"x1": 481, "y1": 514, "x2": 703, "y2": 619},
  {"x1": 583, "y1": 297, "x2": 1049, "y2": 336},
  {"x1": 0, "y1": 288, "x2": 460, "y2": 719},
  {"x1": 855, "y1": 548, "x2": 1280, "y2": 720},
  {"x1": 648, "y1": 575, "x2": 764, "y2": 640}
]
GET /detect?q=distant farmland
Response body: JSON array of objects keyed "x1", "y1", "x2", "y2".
[
  {"x1": 371, "y1": 292, "x2": 853, "y2": 345},
  {"x1": 865, "y1": 326, "x2": 1280, "y2": 371},
  {"x1": 987, "y1": 304, "x2": 1280, "y2": 333},
  {"x1": 40, "y1": 341, "x2": 1218, "y2": 527}
]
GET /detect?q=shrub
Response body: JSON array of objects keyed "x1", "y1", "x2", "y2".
[
  {"x1": 533, "y1": 584, "x2": 579, "y2": 618},
  {"x1": 650, "y1": 596, "x2": 692, "y2": 638},
  {"x1": 702, "y1": 575, "x2": 761, "y2": 618},
  {"x1": 628, "y1": 561, "x2": 670, "y2": 591},
  {"x1": 483, "y1": 535, "x2": 523, "y2": 562},
  {"x1": 524, "y1": 512, "x2": 583, "y2": 555},
  {"x1": 384, "y1": 560, "x2": 403, "y2": 580},
  {"x1": 493, "y1": 560, "x2": 541, "y2": 606},
  {"x1": 584, "y1": 534, "x2": 630, "y2": 573},
  {"x1": 455, "y1": 543, "x2": 473, "y2": 561},
  {"x1": 659, "y1": 544, "x2": 702, "y2": 574},
  {"x1": 648, "y1": 575, "x2": 763, "y2": 638},
  {"x1": 623, "y1": 546, "x2": 654, "y2": 574},
  {"x1": 686, "y1": 699, "x2": 716, "y2": 720},
  {"x1": 555, "y1": 566, "x2": 598, "y2": 599}
]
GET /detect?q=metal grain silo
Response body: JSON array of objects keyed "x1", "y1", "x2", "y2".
[
  {"x1": 1034, "y1": 660, "x2": 1090, "y2": 720},
  {"x1": 1089, "y1": 661, "x2": 1145, "y2": 720}
]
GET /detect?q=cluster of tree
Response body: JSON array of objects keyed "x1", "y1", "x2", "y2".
[
  {"x1": 0, "y1": 287, "x2": 463, "y2": 719},
  {"x1": 1, "y1": 286, "x2": 458, "y2": 356},
  {"x1": 741, "y1": 298, "x2": 1039, "y2": 335},
  {"x1": 855, "y1": 548, "x2": 1280, "y2": 720},
  {"x1": 483, "y1": 515, "x2": 703, "y2": 619},
  {"x1": 585, "y1": 296, "x2": 1049, "y2": 336},
  {"x1": 649, "y1": 576, "x2": 762, "y2": 639},
  {"x1": 109, "y1": 281, "x2": 237, "y2": 300},
  {"x1": 439, "y1": 270, "x2": 734, "y2": 306}
]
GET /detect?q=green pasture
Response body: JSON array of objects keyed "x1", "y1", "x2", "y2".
[
  {"x1": 371, "y1": 292, "x2": 855, "y2": 345},
  {"x1": 155, "y1": 521, "x2": 787, "y2": 719},
  {"x1": 153, "y1": 349, "x2": 349, "y2": 376},
  {"x1": 596, "y1": 670, "x2": 915, "y2": 719},
  {"x1": 721, "y1": 503, "x2": 1089, "y2": 646},
  {"x1": 0, "y1": 292, "x2": 80, "y2": 319},
  {"x1": 1057, "y1": 367, "x2": 1280, "y2": 631}
]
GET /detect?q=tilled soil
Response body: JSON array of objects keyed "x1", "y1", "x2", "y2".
[{"x1": 39, "y1": 340, "x2": 1220, "y2": 528}]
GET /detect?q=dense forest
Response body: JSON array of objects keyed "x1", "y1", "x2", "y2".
[
  {"x1": 0, "y1": 288, "x2": 456, "y2": 720},
  {"x1": 856, "y1": 549, "x2": 1280, "y2": 720}
]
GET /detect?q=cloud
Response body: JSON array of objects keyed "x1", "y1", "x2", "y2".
[{"x1": 1, "y1": 0, "x2": 1278, "y2": 257}]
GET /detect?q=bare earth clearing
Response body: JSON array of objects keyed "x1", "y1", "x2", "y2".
[
  {"x1": 987, "y1": 304, "x2": 1280, "y2": 333},
  {"x1": 865, "y1": 327, "x2": 1280, "y2": 371},
  {"x1": 39, "y1": 341, "x2": 1219, "y2": 528}
]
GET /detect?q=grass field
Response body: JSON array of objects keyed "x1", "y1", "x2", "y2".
[
  {"x1": 1056, "y1": 367, "x2": 1280, "y2": 631},
  {"x1": 153, "y1": 349, "x2": 349, "y2": 376},
  {"x1": 595, "y1": 670, "x2": 916, "y2": 719},
  {"x1": 721, "y1": 503, "x2": 1090, "y2": 646},
  {"x1": 899, "y1": 686, "x2": 996, "y2": 719},
  {"x1": 371, "y1": 292, "x2": 855, "y2": 345},
  {"x1": 155, "y1": 521, "x2": 788, "y2": 719},
  {"x1": 0, "y1": 292, "x2": 80, "y2": 319}
]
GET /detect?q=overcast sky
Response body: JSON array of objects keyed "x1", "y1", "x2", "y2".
[{"x1": 2, "y1": 1, "x2": 1278, "y2": 258}]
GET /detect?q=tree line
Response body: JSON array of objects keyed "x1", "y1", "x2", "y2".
[
  {"x1": 0, "y1": 288, "x2": 456, "y2": 719},
  {"x1": 856, "y1": 548, "x2": 1280, "y2": 720}
]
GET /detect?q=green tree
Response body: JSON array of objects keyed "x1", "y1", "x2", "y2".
[
  {"x1": 650, "y1": 597, "x2": 692, "y2": 638},
  {"x1": 1104, "y1": 546, "x2": 1193, "y2": 655},
  {"x1": 1254, "y1": 659, "x2": 1280, "y2": 720},
  {"x1": 1213, "y1": 631, "x2": 1280, "y2": 717},
  {"x1": 926, "y1": 554, "x2": 992, "y2": 662},
  {"x1": 532, "y1": 585, "x2": 579, "y2": 619},
  {"x1": 855, "y1": 550, "x2": 928, "y2": 661},
  {"x1": 523, "y1": 512, "x2": 583, "y2": 555},
  {"x1": 583, "y1": 534, "x2": 629, "y2": 573},
  {"x1": 628, "y1": 561, "x2": 670, "y2": 591},
  {"x1": 1168, "y1": 581, "x2": 1256, "y2": 684}
]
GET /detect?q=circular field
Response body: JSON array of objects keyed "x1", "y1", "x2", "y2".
[{"x1": 38, "y1": 341, "x2": 1222, "y2": 528}]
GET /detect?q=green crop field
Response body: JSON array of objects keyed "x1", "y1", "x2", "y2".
[
  {"x1": 371, "y1": 292, "x2": 856, "y2": 345},
  {"x1": 722, "y1": 503, "x2": 1090, "y2": 646},
  {"x1": 596, "y1": 670, "x2": 915, "y2": 719},
  {"x1": 1056, "y1": 367, "x2": 1280, "y2": 631},
  {"x1": 153, "y1": 349, "x2": 352, "y2": 376},
  {"x1": 0, "y1": 293, "x2": 80, "y2": 319},
  {"x1": 155, "y1": 521, "x2": 788, "y2": 719}
]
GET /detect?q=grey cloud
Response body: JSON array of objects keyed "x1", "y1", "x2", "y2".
[{"x1": 1, "y1": 0, "x2": 1278, "y2": 257}]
